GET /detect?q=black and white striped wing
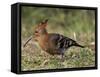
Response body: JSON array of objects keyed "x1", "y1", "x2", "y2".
[
  {"x1": 56, "y1": 34, "x2": 75, "y2": 49},
  {"x1": 49, "y1": 33, "x2": 75, "y2": 50}
]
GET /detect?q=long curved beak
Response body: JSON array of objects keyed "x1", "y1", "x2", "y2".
[{"x1": 23, "y1": 35, "x2": 33, "y2": 47}]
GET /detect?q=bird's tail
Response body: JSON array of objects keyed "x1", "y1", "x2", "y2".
[
  {"x1": 75, "y1": 43, "x2": 85, "y2": 48},
  {"x1": 73, "y1": 42, "x2": 85, "y2": 48}
]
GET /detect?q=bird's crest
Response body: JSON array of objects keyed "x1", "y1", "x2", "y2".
[{"x1": 38, "y1": 19, "x2": 48, "y2": 28}]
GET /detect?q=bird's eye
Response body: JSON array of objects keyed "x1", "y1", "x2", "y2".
[{"x1": 35, "y1": 31, "x2": 38, "y2": 33}]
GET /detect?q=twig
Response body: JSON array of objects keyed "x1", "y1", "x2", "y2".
[
  {"x1": 73, "y1": 32, "x2": 77, "y2": 41},
  {"x1": 40, "y1": 59, "x2": 49, "y2": 67}
]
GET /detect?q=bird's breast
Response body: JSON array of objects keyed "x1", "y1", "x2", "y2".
[{"x1": 37, "y1": 35, "x2": 49, "y2": 51}]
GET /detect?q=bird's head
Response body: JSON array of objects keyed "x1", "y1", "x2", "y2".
[{"x1": 34, "y1": 19, "x2": 48, "y2": 37}]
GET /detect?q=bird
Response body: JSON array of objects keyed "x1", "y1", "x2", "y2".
[{"x1": 24, "y1": 19, "x2": 85, "y2": 59}]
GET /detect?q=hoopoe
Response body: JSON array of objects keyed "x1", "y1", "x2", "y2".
[{"x1": 24, "y1": 19, "x2": 85, "y2": 59}]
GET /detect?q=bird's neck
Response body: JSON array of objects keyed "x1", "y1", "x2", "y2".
[
  {"x1": 37, "y1": 33, "x2": 49, "y2": 50},
  {"x1": 40, "y1": 33, "x2": 49, "y2": 40}
]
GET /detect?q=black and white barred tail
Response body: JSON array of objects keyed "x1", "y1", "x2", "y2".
[{"x1": 55, "y1": 34, "x2": 85, "y2": 49}]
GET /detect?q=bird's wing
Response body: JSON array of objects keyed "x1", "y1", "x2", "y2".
[{"x1": 49, "y1": 33, "x2": 77, "y2": 50}]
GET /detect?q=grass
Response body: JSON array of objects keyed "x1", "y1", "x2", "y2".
[
  {"x1": 21, "y1": 39, "x2": 95, "y2": 71},
  {"x1": 21, "y1": 7, "x2": 95, "y2": 71}
]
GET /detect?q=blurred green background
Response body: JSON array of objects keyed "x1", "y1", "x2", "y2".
[{"x1": 21, "y1": 6, "x2": 95, "y2": 71}]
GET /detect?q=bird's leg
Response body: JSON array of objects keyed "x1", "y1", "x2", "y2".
[
  {"x1": 59, "y1": 53, "x2": 64, "y2": 62},
  {"x1": 61, "y1": 54, "x2": 64, "y2": 59},
  {"x1": 62, "y1": 54, "x2": 65, "y2": 62}
]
